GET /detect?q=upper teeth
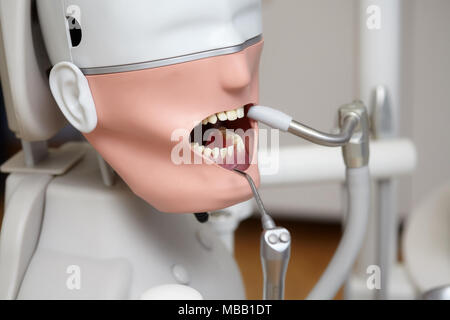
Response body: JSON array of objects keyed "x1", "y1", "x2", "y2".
[{"x1": 201, "y1": 107, "x2": 244, "y2": 125}]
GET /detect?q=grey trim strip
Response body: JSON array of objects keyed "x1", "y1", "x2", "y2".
[{"x1": 81, "y1": 35, "x2": 262, "y2": 75}]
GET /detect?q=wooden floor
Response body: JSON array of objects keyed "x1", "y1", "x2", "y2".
[{"x1": 235, "y1": 217, "x2": 343, "y2": 300}]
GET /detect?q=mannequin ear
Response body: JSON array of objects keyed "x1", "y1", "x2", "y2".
[{"x1": 49, "y1": 62, "x2": 97, "y2": 133}]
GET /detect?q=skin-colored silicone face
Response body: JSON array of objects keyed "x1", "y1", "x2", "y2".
[{"x1": 84, "y1": 41, "x2": 263, "y2": 213}]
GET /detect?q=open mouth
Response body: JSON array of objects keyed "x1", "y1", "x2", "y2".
[{"x1": 189, "y1": 104, "x2": 256, "y2": 171}]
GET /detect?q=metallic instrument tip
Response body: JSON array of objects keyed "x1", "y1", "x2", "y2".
[{"x1": 233, "y1": 169, "x2": 275, "y2": 230}]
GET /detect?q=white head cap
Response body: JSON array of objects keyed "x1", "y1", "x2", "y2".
[
  {"x1": 0, "y1": 0, "x2": 262, "y2": 141},
  {"x1": 37, "y1": 0, "x2": 262, "y2": 73}
]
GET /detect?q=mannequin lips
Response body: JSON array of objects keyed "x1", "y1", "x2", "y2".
[{"x1": 189, "y1": 104, "x2": 256, "y2": 171}]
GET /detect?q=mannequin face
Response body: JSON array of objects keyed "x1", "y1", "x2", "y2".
[{"x1": 82, "y1": 41, "x2": 263, "y2": 213}]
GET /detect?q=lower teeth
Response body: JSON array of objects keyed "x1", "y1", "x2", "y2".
[{"x1": 190, "y1": 130, "x2": 245, "y2": 164}]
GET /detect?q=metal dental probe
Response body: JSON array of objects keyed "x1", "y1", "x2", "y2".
[
  {"x1": 234, "y1": 169, "x2": 291, "y2": 300},
  {"x1": 234, "y1": 169, "x2": 275, "y2": 230}
]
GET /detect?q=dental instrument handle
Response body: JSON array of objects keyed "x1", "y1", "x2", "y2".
[
  {"x1": 261, "y1": 227, "x2": 291, "y2": 300},
  {"x1": 233, "y1": 169, "x2": 291, "y2": 300},
  {"x1": 248, "y1": 105, "x2": 360, "y2": 147}
]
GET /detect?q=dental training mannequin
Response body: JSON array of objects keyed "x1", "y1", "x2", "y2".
[
  {"x1": 0, "y1": 0, "x2": 371, "y2": 301},
  {"x1": 0, "y1": 0, "x2": 263, "y2": 300},
  {"x1": 42, "y1": 0, "x2": 263, "y2": 214}
]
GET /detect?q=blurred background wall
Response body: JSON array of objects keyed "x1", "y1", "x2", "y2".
[
  {"x1": 258, "y1": 0, "x2": 450, "y2": 221},
  {"x1": 1, "y1": 0, "x2": 449, "y2": 223}
]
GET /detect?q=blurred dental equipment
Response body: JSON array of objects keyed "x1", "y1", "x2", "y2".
[{"x1": 247, "y1": 102, "x2": 371, "y2": 299}]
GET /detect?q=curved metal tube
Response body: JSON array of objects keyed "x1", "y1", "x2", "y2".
[
  {"x1": 288, "y1": 114, "x2": 359, "y2": 147},
  {"x1": 233, "y1": 169, "x2": 275, "y2": 230}
]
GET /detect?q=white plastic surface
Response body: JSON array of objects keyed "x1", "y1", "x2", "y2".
[
  {"x1": 1, "y1": 143, "x2": 86, "y2": 175},
  {"x1": 37, "y1": 0, "x2": 262, "y2": 69},
  {"x1": 345, "y1": 263, "x2": 417, "y2": 300},
  {"x1": 248, "y1": 105, "x2": 292, "y2": 132},
  {"x1": 0, "y1": 0, "x2": 66, "y2": 141},
  {"x1": 209, "y1": 200, "x2": 254, "y2": 253},
  {"x1": 259, "y1": 139, "x2": 416, "y2": 184},
  {"x1": 403, "y1": 183, "x2": 450, "y2": 293},
  {"x1": 0, "y1": 173, "x2": 52, "y2": 299},
  {"x1": 359, "y1": 0, "x2": 401, "y2": 130},
  {"x1": 14, "y1": 143, "x2": 245, "y2": 299},
  {"x1": 49, "y1": 62, "x2": 97, "y2": 133},
  {"x1": 356, "y1": 0, "x2": 402, "y2": 300},
  {"x1": 35, "y1": 0, "x2": 72, "y2": 65},
  {"x1": 140, "y1": 284, "x2": 203, "y2": 300}
]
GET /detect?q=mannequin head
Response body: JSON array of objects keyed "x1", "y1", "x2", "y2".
[{"x1": 38, "y1": 0, "x2": 263, "y2": 213}]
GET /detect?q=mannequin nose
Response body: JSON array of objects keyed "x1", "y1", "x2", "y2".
[{"x1": 219, "y1": 52, "x2": 252, "y2": 92}]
